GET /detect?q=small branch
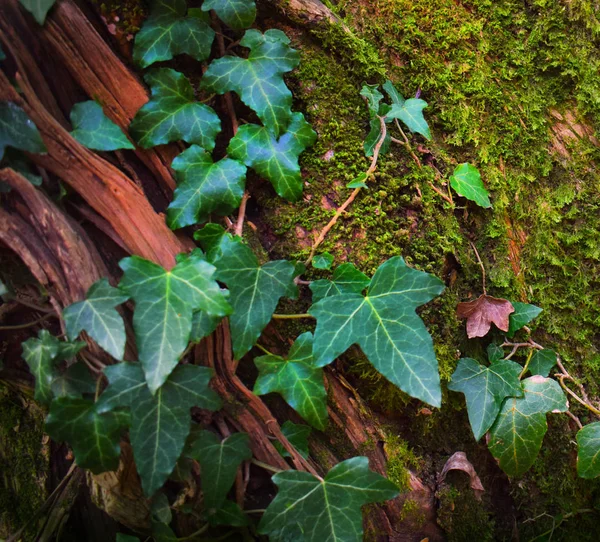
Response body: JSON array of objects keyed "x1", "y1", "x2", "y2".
[
  {"x1": 255, "y1": 343, "x2": 274, "y2": 356},
  {"x1": 13, "y1": 298, "x2": 55, "y2": 313},
  {"x1": 566, "y1": 410, "x2": 583, "y2": 430},
  {"x1": 271, "y1": 313, "x2": 314, "y2": 320},
  {"x1": 244, "y1": 509, "x2": 266, "y2": 514},
  {"x1": 557, "y1": 375, "x2": 600, "y2": 417},
  {"x1": 177, "y1": 523, "x2": 209, "y2": 541},
  {"x1": 392, "y1": 120, "x2": 422, "y2": 167},
  {"x1": 0, "y1": 312, "x2": 55, "y2": 330},
  {"x1": 519, "y1": 349, "x2": 534, "y2": 379},
  {"x1": 470, "y1": 241, "x2": 487, "y2": 295},
  {"x1": 294, "y1": 278, "x2": 312, "y2": 286},
  {"x1": 428, "y1": 181, "x2": 453, "y2": 204},
  {"x1": 235, "y1": 191, "x2": 250, "y2": 237},
  {"x1": 251, "y1": 458, "x2": 283, "y2": 474}
]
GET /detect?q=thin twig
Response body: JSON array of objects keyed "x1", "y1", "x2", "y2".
[
  {"x1": 519, "y1": 349, "x2": 534, "y2": 379},
  {"x1": 557, "y1": 375, "x2": 600, "y2": 416},
  {"x1": 566, "y1": 410, "x2": 583, "y2": 430},
  {"x1": 393, "y1": 120, "x2": 422, "y2": 167},
  {"x1": 177, "y1": 523, "x2": 209, "y2": 541},
  {"x1": 0, "y1": 312, "x2": 55, "y2": 330},
  {"x1": 271, "y1": 313, "x2": 314, "y2": 320},
  {"x1": 255, "y1": 343, "x2": 274, "y2": 356},
  {"x1": 470, "y1": 241, "x2": 487, "y2": 295},
  {"x1": 13, "y1": 298, "x2": 55, "y2": 313},
  {"x1": 428, "y1": 181, "x2": 453, "y2": 204},
  {"x1": 251, "y1": 458, "x2": 283, "y2": 474},
  {"x1": 235, "y1": 191, "x2": 250, "y2": 237}
]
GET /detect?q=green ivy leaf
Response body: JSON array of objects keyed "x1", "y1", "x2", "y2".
[
  {"x1": 133, "y1": 0, "x2": 215, "y2": 68},
  {"x1": 382, "y1": 80, "x2": 405, "y2": 105},
  {"x1": 577, "y1": 422, "x2": 600, "y2": 478},
  {"x1": 130, "y1": 69, "x2": 221, "y2": 150},
  {"x1": 116, "y1": 535, "x2": 140, "y2": 542},
  {"x1": 360, "y1": 84, "x2": 384, "y2": 117},
  {"x1": 166, "y1": 145, "x2": 246, "y2": 229},
  {"x1": 18, "y1": 0, "x2": 56, "y2": 24},
  {"x1": 448, "y1": 357, "x2": 522, "y2": 441},
  {"x1": 22, "y1": 330, "x2": 60, "y2": 404},
  {"x1": 488, "y1": 376, "x2": 567, "y2": 476},
  {"x1": 197, "y1": 230, "x2": 297, "y2": 359},
  {"x1": 227, "y1": 112, "x2": 317, "y2": 201},
  {"x1": 51, "y1": 363, "x2": 96, "y2": 398},
  {"x1": 346, "y1": 173, "x2": 368, "y2": 189},
  {"x1": 259, "y1": 456, "x2": 398, "y2": 541},
  {"x1": 151, "y1": 493, "x2": 172, "y2": 524},
  {"x1": 364, "y1": 117, "x2": 390, "y2": 158},
  {"x1": 274, "y1": 421, "x2": 311, "y2": 459},
  {"x1": 310, "y1": 257, "x2": 444, "y2": 407},
  {"x1": 186, "y1": 431, "x2": 251, "y2": 509},
  {"x1": 151, "y1": 522, "x2": 177, "y2": 542},
  {"x1": 0, "y1": 102, "x2": 47, "y2": 161},
  {"x1": 97, "y1": 362, "x2": 222, "y2": 496},
  {"x1": 449, "y1": 163, "x2": 491, "y2": 208},
  {"x1": 63, "y1": 278, "x2": 129, "y2": 361},
  {"x1": 119, "y1": 251, "x2": 231, "y2": 393},
  {"x1": 69, "y1": 101, "x2": 134, "y2": 151},
  {"x1": 46, "y1": 397, "x2": 129, "y2": 473},
  {"x1": 202, "y1": 29, "x2": 300, "y2": 137},
  {"x1": 507, "y1": 302, "x2": 542, "y2": 338},
  {"x1": 529, "y1": 349, "x2": 557, "y2": 377},
  {"x1": 2, "y1": 149, "x2": 43, "y2": 186},
  {"x1": 202, "y1": 0, "x2": 256, "y2": 30},
  {"x1": 254, "y1": 332, "x2": 327, "y2": 430},
  {"x1": 312, "y1": 252, "x2": 334, "y2": 270},
  {"x1": 209, "y1": 500, "x2": 249, "y2": 527},
  {"x1": 487, "y1": 343, "x2": 505, "y2": 363},
  {"x1": 387, "y1": 98, "x2": 431, "y2": 139},
  {"x1": 190, "y1": 310, "x2": 222, "y2": 343},
  {"x1": 310, "y1": 263, "x2": 370, "y2": 303}
]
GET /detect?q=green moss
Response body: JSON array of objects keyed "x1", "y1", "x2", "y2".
[
  {"x1": 382, "y1": 433, "x2": 420, "y2": 491},
  {"x1": 437, "y1": 486, "x2": 495, "y2": 541},
  {"x1": 399, "y1": 498, "x2": 426, "y2": 527}
]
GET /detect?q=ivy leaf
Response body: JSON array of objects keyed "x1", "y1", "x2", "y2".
[
  {"x1": 186, "y1": 431, "x2": 251, "y2": 509},
  {"x1": 117, "y1": 535, "x2": 140, "y2": 542},
  {"x1": 382, "y1": 80, "x2": 405, "y2": 105},
  {"x1": 507, "y1": 302, "x2": 543, "y2": 338},
  {"x1": 488, "y1": 376, "x2": 567, "y2": 476},
  {"x1": 97, "y1": 362, "x2": 222, "y2": 496},
  {"x1": 449, "y1": 163, "x2": 491, "y2": 208},
  {"x1": 2, "y1": 149, "x2": 43, "y2": 186},
  {"x1": 46, "y1": 397, "x2": 129, "y2": 473},
  {"x1": 258, "y1": 456, "x2": 399, "y2": 541},
  {"x1": 190, "y1": 310, "x2": 222, "y2": 343},
  {"x1": 51, "y1": 363, "x2": 96, "y2": 398},
  {"x1": 151, "y1": 522, "x2": 177, "y2": 542},
  {"x1": 360, "y1": 84, "x2": 384, "y2": 117},
  {"x1": 387, "y1": 98, "x2": 431, "y2": 139},
  {"x1": 119, "y1": 251, "x2": 231, "y2": 393},
  {"x1": 346, "y1": 173, "x2": 368, "y2": 189},
  {"x1": 448, "y1": 357, "x2": 522, "y2": 441},
  {"x1": 18, "y1": 0, "x2": 56, "y2": 24},
  {"x1": 166, "y1": 145, "x2": 246, "y2": 229},
  {"x1": 312, "y1": 252, "x2": 334, "y2": 270},
  {"x1": 209, "y1": 500, "x2": 249, "y2": 527},
  {"x1": 63, "y1": 278, "x2": 129, "y2": 361},
  {"x1": 201, "y1": 0, "x2": 256, "y2": 30},
  {"x1": 202, "y1": 29, "x2": 300, "y2": 137},
  {"x1": 487, "y1": 343, "x2": 505, "y2": 363},
  {"x1": 130, "y1": 69, "x2": 221, "y2": 150},
  {"x1": 310, "y1": 263, "x2": 370, "y2": 303},
  {"x1": 274, "y1": 421, "x2": 311, "y2": 459},
  {"x1": 198, "y1": 231, "x2": 297, "y2": 359},
  {"x1": 151, "y1": 493, "x2": 172, "y2": 524},
  {"x1": 577, "y1": 422, "x2": 600, "y2": 478},
  {"x1": 310, "y1": 257, "x2": 444, "y2": 407},
  {"x1": 529, "y1": 349, "x2": 557, "y2": 377},
  {"x1": 364, "y1": 117, "x2": 390, "y2": 158},
  {"x1": 227, "y1": 112, "x2": 317, "y2": 201},
  {"x1": 254, "y1": 332, "x2": 327, "y2": 430},
  {"x1": 0, "y1": 102, "x2": 47, "y2": 161},
  {"x1": 22, "y1": 330, "x2": 61, "y2": 404},
  {"x1": 69, "y1": 101, "x2": 134, "y2": 151},
  {"x1": 133, "y1": 0, "x2": 215, "y2": 68}
]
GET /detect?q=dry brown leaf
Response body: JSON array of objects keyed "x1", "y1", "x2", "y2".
[
  {"x1": 456, "y1": 294, "x2": 515, "y2": 338},
  {"x1": 439, "y1": 451, "x2": 485, "y2": 501}
]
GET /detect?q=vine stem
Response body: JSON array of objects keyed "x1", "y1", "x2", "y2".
[
  {"x1": 519, "y1": 349, "x2": 534, "y2": 379},
  {"x1": 392, "y1": 119, "x2": 422, "y2": 167},
  {"x1": 558, "y1": 375, "x2": 600, "y2": 416},
  {"x1": 13, "y1": 298, "x2": 55, "y2": 313},
  {"x1": 305, "y1": 116, "x2": 387, "y2": 265},
  {"x1": 0, "y1": 312, "x2": 55, "y2": 330},
  {"x1": 176, "y1": 523, "x2": 209, "y2": 541},
  {"x1": 470, "y1": 241, "x2": 487, "y2": 295},
  {"x1": 251, "y1": 458, "x2": 283, "y2": 474},
  {"x1": 271, "y1": 313, "x2": 314, "y2": 320},
  {"x1": 255, "y1": 343, "x2": 274, "y2": 356},
  {"x1": 235, "y1": 191, "x2": 250, "y2": 237}
]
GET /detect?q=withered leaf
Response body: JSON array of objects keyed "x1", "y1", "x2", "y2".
[{"x1": 457, "y1": 295, "x2": 515, "y2": 338}]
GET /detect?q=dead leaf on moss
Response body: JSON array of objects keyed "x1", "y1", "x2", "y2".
[
  {"x1": 439, "y1": 451, "x2": 484, "y2": 501},
  {"x1": 457, "y1": 295, "x2": 515, "y2": 338}
]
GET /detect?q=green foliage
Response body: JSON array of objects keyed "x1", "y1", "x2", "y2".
[
  {"x1": 488, "y1": 376, "x2": 567, "y2": 476},
  {"x1": 130, "y1": 69, "x2": 221, "y2": 149},
  {"x1": 202, "y1": 0, "x2": 256, "y2": 30},
  {"x1": 0, "y1": 102, "x2": 46, "y2": 161},
  {"x1": 312, "y1": 252, "x2": 334, "y2": 270},
  {"x1": 448, "y1": 357, "x2": 522, "y2": 441},
  {"x1": 18, "y1": 0, "x2": 56, "y2": 24},
  {"x1": 529, "y1": 349, "x2": 557, "y2": 377},
  {"x1": 190, "y1": 310, "x2": 221, "y2": 343},
  {"x1": 254, "y1": 332, "x2": 328, "y2": 430},
  {"x1": 309, "y1": 263, "x2": 370, "y2": 303},
  {"x1": 310, "y1": 257, "x2": 445, "y2": 406},
  {"x1": 387, "y1": 99, "x2": 431, "y2": 140},
  {"x1": 186, "y1": 431, "x2": 251, "y2": 509},
  {"x1": 577, "y1": 422, "x2": 600, "y2": 478},
  {"x1": 69, "y1": 101, "x2": 134, "y2": 151},
  {"x1": 275, "y1": 421, "x2": 311, "y2": 459},
  {"x1": 118, "y1": 251, "x2": 231, "y2": 392},
  {"x1": 63, "y1": 278, "x2": 129, "y2": 360},
  {"x1": 133, "y1": 0, "x2": 214, "y2": 68},
  {"x1": 1, "y1": 149, "x2": 42, "y2": 186},
  {"x1": 507, "y1": 302, "x2": 543, "y2": 338},
  {"x1": 258, "y1": 457, "x2": 399, "y2": 541},
  {"x1": 209, "y1": 500, "x2": 249, "y2": 527},
  {"x1": 448, "y1": 163, "x2": 491, "y2": 208},
  {"x1": 51, "y1": 363, "x2": 96, "y2": 398}
]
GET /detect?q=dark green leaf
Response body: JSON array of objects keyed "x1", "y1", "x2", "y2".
[
  {"x1": 346, "y1": 172, "x2": 368, "y2": 189},
  {"x1": 227, "y1": 112, "x2": 317, "y2": 201},
  {"x1": 364, "y1": 116, "x2": 390, "y2": 157},
  {"x1": 0, "y1": 45, "x2": 5, "y2": 61},
  {"x1": 254, "y1": 332, "x2": 327, "y2": 430},
  {"x1": 22, "y1": 330, "x2": 60, "y2": 404},
  {"x1": 70, "y1": 101, "x2": 134, "y2": 151},
  {"x1": 18, "y1": 0, "x2": 56, "y2": 24},
  {"x1": 166, "y1": 145, "x2": 246, "y2": 229},
  {"x1": 360, "y1": 84, "x2": 384, "y2": 117},
  {"x1": 529, "y1": 349, "x2": 557, "y2": 377},
  {"x1": 0, "y1": 102, "x2": 47, "y2": 160},
  {"x1": 448, "y1": 357, "x2": 522, "y2": 441},
  {"x1": 387, "y1": 98, "x2": 431, "y2": 139},
  {"x1": 487, "y1": 343, "x2": 504, "y2": 363},
  {"x1": 310, "y1": 263, "x2": 370, "y2": 303},
  {"x1": 151, "y1": 522, "x2": 177, "y2": 542},
  {"x1": 382, "y1": 80, "x2": 405, "y2": 105},
  {"x1": 209, "y1": 500, "x2": 249, "y2": 527},
  {"x1": 202, "y1": 0, "x2": 256, "y2": 30},
  {"x1": 119, "y1": 251, "x2": 231, "y2": 392},
  {"x1": 259, "y1": 456, "x2": 398, "y2": 541},
  {"x1": 310, "y1": 257, "x2": 445, "y2": 407},
  {"x1": 133, "y1": 0, "x2": 215, "y2": 68},
  {"x1": 2, "y1": 149, "x2": 42, "y2": 186},
  {"x1": 46, "y1": 397, "x2": 128, "y2": 473},
  {"x1": 507, "y1": 302, "x2": 543, "y2": 338},
  {"x1": 63, "y1": 278, "x2": 129, "y2": 361},
  {"x1": 116, "y1": 535, "x2": 140, "y2": 542},
  {"x1": 488, "y1": 376, "x2": 567, "y2": 476},
  {"x1": 190, "y1": 310, "x2": 222, "y2": 343},
  {"x1": 151, "y1": 493, "x2": 172, "y2": 524},
  {"x1": 51, "y1": 363, "x2": 96, "y2": 398},
  {"x1": 187, "y1": 431, "x2": 251, "y2": 509},
  {"x1": 577, "y1": 422, "x2": 600, "y2": 478},
  {"x1": 312, "y1": 252, "x2": 334, "y2": 270},
  {"x1": 274, "y1": 421, "x2": 311, "y2": 459},
  {"x1": 130, "y1": 69, "x2": 221, "y2": 150},
  {"x1": 449, "y1": 163, "x2": 491, "y2": 208},
  {"x1": 202, "y1": 29, "x2": 300, "y2": 137},
  {"x1": 198, "y1": 232, "x2": 297, "y2": 359},
  {"x1": 97, "y1": 362, "x2": 222, "y2": 496}
]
